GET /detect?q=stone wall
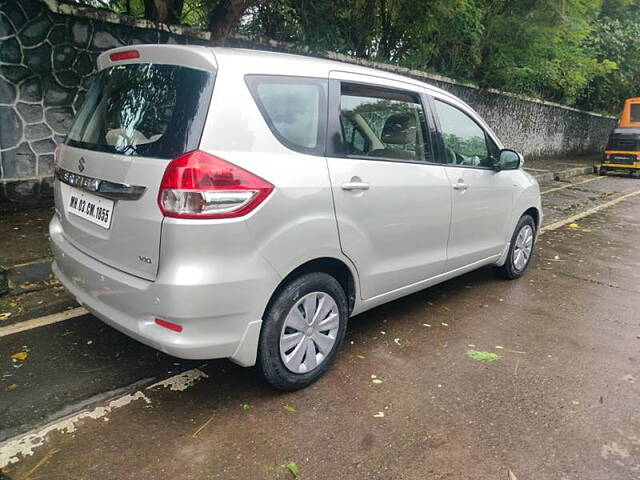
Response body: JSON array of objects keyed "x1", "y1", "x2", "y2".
[
  {"x1": 0, "y1": 0, "x2": 617, "y2": 205},
  {"x1": 422, "y1": 80, "x2": 616, "y2": 160},
  {"x1": 0, "y1": 0, "x2": 207, "y2": 203}
]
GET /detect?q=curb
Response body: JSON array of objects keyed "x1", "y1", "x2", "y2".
[
  {"x1": 0, "y1": 258, "x2": 54, "y2": 296},
  {"x1": 0, "y1": 269, "x2": 7, "y2": 295},
  {"x1": 530, "y1": 165, "x2": 598, "y2": 183}
]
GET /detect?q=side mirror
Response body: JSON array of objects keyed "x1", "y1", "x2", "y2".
[{"x1": 495, "y1": 149, "x2": 523, "y2": 171}]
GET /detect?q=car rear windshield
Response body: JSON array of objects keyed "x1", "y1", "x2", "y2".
[{"x1": 67, "y1": 63, "x2": 214, "y2": 159}]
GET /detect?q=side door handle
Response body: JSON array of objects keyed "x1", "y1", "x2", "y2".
[
  {"x1": 453, "y1": 181, "x2": 468, "y2": 191},
  {"x1": 341, "y1": 181, "x2": 370, "y2": 191}
]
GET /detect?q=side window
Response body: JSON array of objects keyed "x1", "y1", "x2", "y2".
[
  {"x1": 246, "y1": 75, "x2": 327, "y2": 155},
  {"x1": 339, "y1": 83, "x2": 432, "y2": 163},
  {"x1": 434, "y1": 99, "x2": 498, "y2": 168},
  {"x1": 631, "y1": 104, "x2": 640, "y2": 123}
]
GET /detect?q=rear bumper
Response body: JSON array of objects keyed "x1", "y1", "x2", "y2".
[{"x1": 49, "y1": 215, "x2": 279, "y2": 365}]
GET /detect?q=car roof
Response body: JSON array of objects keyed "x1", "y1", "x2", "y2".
[{"x1": 210, "y1": 47, "x2": 455, "y2": 99}]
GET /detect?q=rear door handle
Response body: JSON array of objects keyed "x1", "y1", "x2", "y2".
[
  {"x1": 453, "y1": 182, "x2": 468, "y2": 191},
  {"x1": 341, "y1": 181, "x2": 370, "y2": 191}
]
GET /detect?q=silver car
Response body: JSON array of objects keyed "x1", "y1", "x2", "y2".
[{"x1": 50, "y1": 46, "x2": 541, "y2": 390}]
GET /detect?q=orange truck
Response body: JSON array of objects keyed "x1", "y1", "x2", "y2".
[{"x1": 602, "y1": 97, "x2": 640, "y2": 176}]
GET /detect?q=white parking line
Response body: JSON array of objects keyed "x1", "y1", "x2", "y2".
[
  {"x1": 541, "y1": 189, "x2": 640, "y2": 233},
  {"x1": 0, "y1": 368, "x2": 209, "y2": 467},
  {"x1": 541, "y1": 175, "x2": 603, "y2": 195},
  {"x1": 0, "y1": 307, "x2": 87, "y2": 338}
]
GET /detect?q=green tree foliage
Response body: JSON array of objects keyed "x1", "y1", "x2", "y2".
[
  {"x1": 578, "y1": 0, "x2": 640, "y2": 112},
  {"x1": 239, "y1": 0, "x2": 637, "y2": 111},
  {"x1": 239, "y1": 0, "x2": 485, "y2": 76},
  {"x1": 69, "y1": 0, "x2": 640, "y2": 113},
  {"x1": 475, "y1": 0, "x2": 616, "y2": 104},
  {"x1": 68, "y1": 0, "x2": 257, "y2": 38}
]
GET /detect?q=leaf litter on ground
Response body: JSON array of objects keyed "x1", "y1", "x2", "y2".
[
  {"x1": 286, "y1": 461, "x2": 299, "y2": 478},
  {"x1": 466, "y1": 349, "x2": 501, "y2": 363},
  {"x1": 10, "y1": 352, "x2": 28, "y2": 361}
]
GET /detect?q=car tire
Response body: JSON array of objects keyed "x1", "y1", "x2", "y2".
[
  {"x1": 257, "y1": 272, "x2": 348, "y2": 391},
  {"x1": 600, "y1": 167, "x2": 607, "y2": 176},
  {"x1": 494, "y1": 214, "x2": 536, "y2": 280}
]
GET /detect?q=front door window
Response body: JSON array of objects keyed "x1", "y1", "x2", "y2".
[{"x1": 433, "y1": 100, "x2": 499, "y2": 168}]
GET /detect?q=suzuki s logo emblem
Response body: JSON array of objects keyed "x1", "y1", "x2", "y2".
[{"x1": 78, "y1": 157, "x2": 86, "y2": 172}]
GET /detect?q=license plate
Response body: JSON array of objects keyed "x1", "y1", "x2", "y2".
[{"x1": 65, "y1": 187, "x2": 114, "y2": 229}]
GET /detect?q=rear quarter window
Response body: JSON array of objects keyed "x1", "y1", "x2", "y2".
[
  {"x1": 67, "y1": 63, "x2": 214, "y2": 159},
  {"x1": 245, "y1": 75, "x2": 327, "y2": 156}
]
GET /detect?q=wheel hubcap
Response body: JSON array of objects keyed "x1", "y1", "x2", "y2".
[
  {"x1": 513, "y1": 224, "x2": 534, "y2": 272},
  {"x1": 279, "y1": 292, "x2": 340, "y2": 374}
]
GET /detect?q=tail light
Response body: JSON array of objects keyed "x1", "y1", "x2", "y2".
[{"x1": 158, "y1": 150, "x2": 274, "y2": 219}]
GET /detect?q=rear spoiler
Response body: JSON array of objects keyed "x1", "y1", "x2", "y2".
[{"x1": 97, "y1": 45, "x2": 218, "y2": 73}]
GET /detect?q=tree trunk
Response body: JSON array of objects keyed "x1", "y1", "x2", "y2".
[
  {"x1": 209, "y1": 0, "x2": 256, "y2": 44},
  {"x1": 143, "y1": 0, "x2": 184, "y2": 24}
]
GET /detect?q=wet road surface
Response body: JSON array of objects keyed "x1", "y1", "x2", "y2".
[{"x1": 1, "y1": 173, "x2": 639, "y2": 479}]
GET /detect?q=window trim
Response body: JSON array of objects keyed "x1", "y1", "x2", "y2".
[
  {"x1": 326, "y1": 79, "x2": 437, "y2": 165},
  {"x1": 429, "y1": 95, "x2": 501, "y2": 170},
  {"x1": 245, "y1": 74, "x2": 328, "y2": 157}
]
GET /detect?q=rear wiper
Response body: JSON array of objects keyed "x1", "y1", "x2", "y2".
[{"x1": 120, "y1": 143, "x2": 140, "y2": 155}]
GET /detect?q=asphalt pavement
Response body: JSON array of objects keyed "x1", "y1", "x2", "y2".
[{"x1": 1, "y1": 172, "x2": 639, "y2": 480}]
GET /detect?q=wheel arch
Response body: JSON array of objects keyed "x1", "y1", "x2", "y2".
[
  {"x1": 496, "y1": 204, "x2": 541, "y2": 267},
  {"x1": 523, "y1": 206, "x2": 541, "y2": 230},
  {"x1": 263, "y1": 257, "x2": 358, "y2": 319}
]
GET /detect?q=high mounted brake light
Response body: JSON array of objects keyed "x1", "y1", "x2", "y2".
[
  {"x1": 109, "y1": 50, "x2": 140, "y2": 62},
  {"x1": 158, "y1": 150, "x2": 274, "y2": 219}
]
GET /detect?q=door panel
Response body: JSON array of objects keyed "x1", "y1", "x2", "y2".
[
  {"x1": 326, "y1": 74, "x2": 451, "y2": 300},
  {"x1": 328, "y1": 158, "x2": 451, "y2": 299},
  {"x1": 431, "y1": 98, "x2": 515, "y2": 271},
  {"x1": 443, "y1": 167, "x2": 514, "y2": 270}
]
